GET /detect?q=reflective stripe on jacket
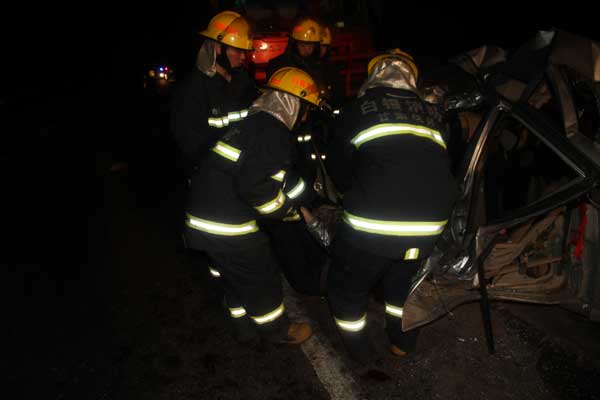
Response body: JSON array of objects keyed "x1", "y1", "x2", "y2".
[
  {"x1": 327, "y1": 87, "x2": 457, "y2": 259},
  {"x1": 343, "y1": 211, "x2": 447, "y2": 237}
]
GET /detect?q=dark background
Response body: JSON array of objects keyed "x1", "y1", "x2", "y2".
[
  {"x1": 4, "y1": 0, "x2": 598, "y2": 285},
  {"x1": 5, "y1": 2, "x2": 598, "y2": 398},
  {"x1": 5, "y1": 1, "x2": 597, "y2": 261},
  {"x1": 6, "y1": 1, "x2": 598, "y2": 102}
]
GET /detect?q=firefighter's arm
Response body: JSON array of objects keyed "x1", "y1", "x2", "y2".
[
  {"x1": 235, "y1": 136, "x2": 296, "y2": 220},
  {"x1": 282, "y1": 169, "x2": 313, "y2": 208},
  {"x1": 171, "y1": 78, "x2": 221, "y2": 163}
]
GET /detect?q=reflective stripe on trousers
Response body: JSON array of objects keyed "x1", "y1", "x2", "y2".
[
  {"x1": 343, "y1": 211, "x2": 447, "y2": 237},
  {"x1": 186, "y1": 213, "x2": 259, "y2": 236},
  {"x1": 385, "y1": 303, "x2": 403, "y2": 318},
  {"x1": 250, "y1": 303, "x2": 285, "y2": 325},
  {"x1": 351, "y1": 123, "x2": 446, "y2": 149},
  {"x1": 334, "y1": 314, "x2": 367, "y2": 332},
  {"x1": 229, "y1": 307, "x2": 247, "y2": 318}
]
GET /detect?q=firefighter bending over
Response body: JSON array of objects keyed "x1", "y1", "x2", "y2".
[
  {"x1": 324, "y1": 49, "x2": 457, "y2": 363},
  {"x1": 182, "y1": 67, "x2": 325, "y2": 345}
]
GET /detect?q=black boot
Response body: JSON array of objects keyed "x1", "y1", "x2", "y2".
[
  {"x1": 230, "y1": 316, "x2": 258, "y2": 344},
  {"x1": 340, "y1": 331, "x2": 375, "y2": 365}
]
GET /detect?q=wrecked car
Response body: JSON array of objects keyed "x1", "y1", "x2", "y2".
[{"x1": 401, "y1": 29, "x2": 600, "y2": 334}]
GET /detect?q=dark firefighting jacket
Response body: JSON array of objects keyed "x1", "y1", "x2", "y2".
[
  {"x1": 266, "y1": 48, "x2": 321, "y2": 84},
  {"x1": 266, "y1": 49, "x2": 330, "y2": 206},
  {"x1": 327, "y1": 86, "x2": 457, "y2": 260},
  {"x1": 170, "y1": 68, "x2": 258, "y2": 173},
  {"x1": 183, "y1": 111, "x2": 311, "y2": 252},
  {"x1": 266, "y1": 44, "x2": 341, "y2": 108},
  {"x1": 317, "y1": 58, "x2": 345, "y2": 110}
]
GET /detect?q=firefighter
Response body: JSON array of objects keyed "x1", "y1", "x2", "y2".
[
  {"x1": 319, "y1": 24, "x2": 332, "y2": 59},
  {"x1": 182, "y1": 67, "x2": 324, "y2": 344},
  {"x1": 324, "y1": 49, "x2": 457, "y2": 363},
  {"x1": 266, "y1": 17, "x2": 322, "y2": 82},
  {"x1": 170, "y1": 10, "x2": 259, "y2": 178},
  {"x1": 170, "y1": 10, "x2": 259, "y2": 318},
  {"x1": 260, "y1": 17, "x2": 332, "y2": 296},
  {"x1": 317, "y1": 23, "x2": 344, "y2": 110}
]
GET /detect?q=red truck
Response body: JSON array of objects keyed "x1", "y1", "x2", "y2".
[{"x1": 248, "y1": 22, "x2": 377, "y2": 98}]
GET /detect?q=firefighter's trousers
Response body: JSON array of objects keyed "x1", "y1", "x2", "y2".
[
  {"x1": 207, "y1": 242, "x2": 289, "y2": 341},
  {"x1": 327, "y1": 238, "x2": 420, "y2": 362}
]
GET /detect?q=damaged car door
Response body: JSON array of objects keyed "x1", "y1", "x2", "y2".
[{"x1": 403, "y1": 31, "x2": 600, "y2": 331}]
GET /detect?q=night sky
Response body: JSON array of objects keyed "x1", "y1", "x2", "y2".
[{"x1": 8, "y1": 0, "x2": 597, "y2": 101}]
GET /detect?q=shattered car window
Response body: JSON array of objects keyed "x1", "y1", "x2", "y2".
[
  {"x1": 482, "y1": 115, "x2": 580, "y2": 222},
  {"x1": 565, "y1": 68, "x2": 600, "y2": 144},
  {"x1": 402, "y1": 29, "x2": 600, "y2": 333}
]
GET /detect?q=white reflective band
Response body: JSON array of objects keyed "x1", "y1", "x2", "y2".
[
  {"x1": 343, "y1": 211, "x2": 447, "y2": 237},
  {"x1": 287, "y1": 178, "x2": 305, "y2": 199},
  {"x1": 405, "y1": 248, "x2": 420, "y2": 260},
  {"x1": 283, "y1": 212, "x2": 301, "y2": 222},
  {"x1": 334, "y1": 314, "x2": 366, "y2": 332},
  {"x1": 385, "y1": 303, "x2": 404, "y2": 318},
  {"x1": 271, "y1": 170, "x2": 286, "y2": 182},
  {"x1": 251, "y1": 303, "x2": 285, "y2": 324},
  {"x1": 212, "y1": 141, "x2": 241, "y2": 162},
  {"x1": 227, "y1": 111, "x2": 241, "y2": 121},
  {"x1": 209, "y1": 110, "x2": 248, "y2": 128},
  {"x1": 351, "y1": 123, "x2": 446, "y2": 149},
  {"x1": 208, "y1": 117, "x2": 225, "y2": 128},
  {"x1": 208, "y1": 267, "x2": 221, "y2": 277},
  {"x1": 303, "y1": 134, "x2": 312, "y2": 141},
  {"x1": 333, "y1": 109, "x2": 340, "y2": 115},
  {"x1": 255, "y1": 190, "x2": 286, "y2": 214},
  {"x1": 186, "y1": 214, "x2": 259, "y2": 236},
  {"x1": 229, "y1": 307, "x2": 247, "y2": 318}
]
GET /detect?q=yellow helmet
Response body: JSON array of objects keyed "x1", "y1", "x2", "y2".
[
  {"x1": 199, "y1": 11, "x2": 254, "y2": 50},
  {"x1": 266, "y1": 67, "x2": 322, "y2": 106},
  {"x1": 291, "y1": 18, "x2": 321, "y2": 43},
  {"x1": 320, "y1": 25, "x2": 332, "y2": 46},
  {"x1": 368, "y1": 49, "x2": 418, "y2": 80}
]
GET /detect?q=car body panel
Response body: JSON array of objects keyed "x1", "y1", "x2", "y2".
[{"x1": 403, "y1": 29, "x2": 600, "y2": 331}]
